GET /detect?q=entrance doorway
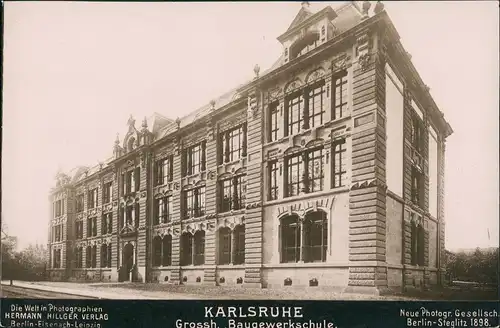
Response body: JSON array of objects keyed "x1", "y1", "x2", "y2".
[{"x1": 121, "y1": 243, "x2": 134, "y2": 281}]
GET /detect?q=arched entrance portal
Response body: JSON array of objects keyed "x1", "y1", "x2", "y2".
[{"x1": 120, "y1": 243, "x2": 134, "y2": 282}]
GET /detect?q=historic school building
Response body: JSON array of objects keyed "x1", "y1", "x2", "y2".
[{"x1": 47, "y1": 1, "x2": 453, "y2": 294}]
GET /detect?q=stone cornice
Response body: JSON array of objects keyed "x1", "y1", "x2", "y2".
[{"x1": 379, "y1": 15, "x2": 453, "y2": 139}]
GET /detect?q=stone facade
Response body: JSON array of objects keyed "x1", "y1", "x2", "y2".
[{"x1": 47, "y1": 2, "x2": 452, "y2": 294}]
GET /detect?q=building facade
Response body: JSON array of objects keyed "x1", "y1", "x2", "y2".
[{"x1": 47, "y1": 1, "x2": 453, "y2": 294}]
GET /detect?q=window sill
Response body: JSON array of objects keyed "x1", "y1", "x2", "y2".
[
  {"x1": 218, "y1": 157, "x2": 246, "y2": 168},
  {"x1": 217, "y1": 209, "x2": 245, "y2": 218},
  {"x1": 263, "y1": 187, "x2": 349, "y2": 207},
  {"x1": 217, "y1": 264, "x2": 245, "y2": 269},
  {"x1": 182, "y1": 215, "x2": 207, "y2": 222},
  {"x1": 180, "y1": 265, "x2": 207, "y2": 270},
  {"x1": 262, "y1": 262, "x2": 343, "y2": 269},
  {"x1": 152, "y1": 265, "x2": 175, "y2": 270},
  {"x1": 182, "y1": 171, "x2": 207, "y2": 180},
  {"x1": 264, "y1": 116, "x2": 352, "y2": 148}
]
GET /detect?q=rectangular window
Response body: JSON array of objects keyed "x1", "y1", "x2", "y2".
[
  {"x1": 76, "y1": 194, "x2": 85, "y2": 213},
  {"x1": 154, "y1": 196, "x2": 172, "y2": 225},
  {"x1": 268, "y1": 160, "x2": 279, "y2": 201},
  {"x1": 91, "y1": 246, "x2": 97, "y2": 268},
  {"x1": 183, "y1": 142, "x2": 206, "y2": 176},
  {"x1": 234, "y1": 225, "x2": 245, "y2": 265},
  {"x1": 86, "y1": 247, "x2": 91, "y2": 268},
  {"x1": 218, "y1": 229, "x2": 232, "y2": 265},
  {"x1": 219, "y1": 175, "x2": 246, "y2": 213},
  {"x1": 285, "y1": 147, "x2": 324, "y2": 197},
  {"x1": 53, "y1": 200, "x2": 64, "y2": 218},
  {"x1": 53, "y1": 249, "x2": 61, "y2": 268},
  {"x1": 411, "y1": 166, "x2": 424, "y2": 207},
  {"x1": 285, "y1": 154, "x2": 303, "y2": 197},
  {"x1": 88, "y1": 188, "x2": 98, "y2": 209},
  {"x1": 268, "y1": 102, "x2": 279, "y2": 142},
  {"x1": 307, "y1": 80, "x2": 325, "y2": 128},
  {"x1": 410, "y1": 215, "x2": 426, "y2": 266},
  {"x1": 181, "y1": 234, "x2": 193, "y2": 266},
  {"x1": 125, "y1": 205, "x2": 135, "y2": 226},
  {"x1": 75, "y1": 248, "x2": 83, "y2": 269},
  {"x1": 123, "y1": 168, "x2": 139, "y2": 195},
  {"x1": 183, "y1": 186, "x2": 205, "y2": 219},
  {"x1": 102, "y1": 213, "x2": 112, "y2": 235},
  {"x1": 194, "y1": 232, "x2": 205, "y2": 266},
  {"x1": 331, "y1": 139, "x2": 347, "y2": 188},
  {"x1": 219, "y1": 124, "x2": 247, "y2": 164},
  {"x1": 76, "y1": 221, "x2": 83, "y2": 240},
  {"x1": 332, "y1": 71, "x2": 348, "y2": 120},
  {"x1": 411, "y1": 115, "x2": 424, "y2": 153},
  {"x1": 54, "y1": 224, "x2": 62, "y2": 242},
  {"x1": 103, "y1": 182, "x2": 112, "y2": 204},
  {"x1": 155, "y1": 156, "x2": 173, "y2": 186},
  {"x1": 285, "y1": 92, "x2": 304, "y2": 136}
]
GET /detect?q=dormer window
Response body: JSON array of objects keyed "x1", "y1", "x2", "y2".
[{"x1": 290, "y1": 31, "x2": 320, "y2": 60}]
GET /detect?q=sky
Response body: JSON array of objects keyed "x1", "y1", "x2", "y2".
[{"x1": 3, "y1": 1, "x2": 499, "y2": 251}]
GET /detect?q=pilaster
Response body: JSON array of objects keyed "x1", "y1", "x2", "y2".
[
  {"x1": 347, "y1": 28, "x2": 388, "y2": 294},
  {"x1": 244, "y1": 89, "x2": 264, "y2": 287}
]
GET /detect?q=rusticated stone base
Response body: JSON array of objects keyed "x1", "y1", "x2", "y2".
[
  {"x1": 348, "y1": 266, "x2": 388, "y2": 289},
  {"x1": 343, "y1": 285, "x2": 391, "y2": 296},
  {"x1": 170, "y1": 267, "x2": 181, "y2": 285},
  {"x1": 244, "y1": 267, "x2": 262, "y2": 287},
  {"x1": 203, "y1": 267, "x2": 217, "y2": 286}
]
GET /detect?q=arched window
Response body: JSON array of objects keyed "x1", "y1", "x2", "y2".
[
  {"x1": 162, "y1": 235, "x2": 172, "y2": 266},
  {"x1": 180, "y1": 233, "x2": 193, "y2": 266},
  {"x1": 101, "y1": 244, "x2": 108, "y2": 268},
  {"x1": 411, "y1": 220, "x2": 418, "y2": 265},
  {"x1": 107, "y1": 244, "x2": 112, "y2": 268},
  {"x1": 417, "y1": 224, "x2": 425, "y2": 266},
  {"x1": 86, "y1": 246, "x2": 92, "y2": 268},
  {"x1": 75, "y1": 247, "x2": 83, "y2": 268},
  {"x1": 91, "y1": 245, "x2": 97, "y2": 268},
  {"x1": 280, "y1": 215, "x2": 301, "y2": 263},
  {"x1": 233, "y1": 225, "x2": 245, "y2": 265},
  {"x1": 218, "y1": 228, "x2": 232, "y2": 265},
  {"x1": 194, "y1": 231, "x2": 205, "y2": 266},
  {"x1": 303, "y1": 211, "x2": 327, "y2": 262},
  {"x1": 153, "y1": 236, "x2": 162, "y2": 267}
]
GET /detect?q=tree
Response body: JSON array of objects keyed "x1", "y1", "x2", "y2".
[{"x1": 445, "y1": 247, "x2": 499, "y2": 285}]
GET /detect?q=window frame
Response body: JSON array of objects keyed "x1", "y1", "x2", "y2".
[
  {"x1": 268, "y1": 102, "x2": 280, "y2": 142},
  {"x1": 268, "y1": 160, "x2": 279, "y2": 201},
  {"x1": 331, "y1": 138, "x2": 347, "y2": 189},
  {"x1": 103, "y1": 182, "x2": 113, "y2": 204},
  {"x1": 183, "y1": 186, "x2": 206, "y2": 219},
  {"x1": 284, "y1": 146, "x2": 324, "y2": 198},
  {"x1": 218, "y1": 228, "x2": 232, "y2": 265},
  {"x1": 233, "y1": 225, "x2": 245, "y2": 265},
  {"x1": 183, "y1": 142, "x2": 206, "y2": 176},
  {"x1": 280, "y1": 215, "x2": 301, "y2": 263},
  {"x1": 331, "y1": 70, "x2": 348, "y2": 120}
]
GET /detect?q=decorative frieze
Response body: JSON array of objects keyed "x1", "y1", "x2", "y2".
[{"x1": 181, "y1": 221, "x2": 216, "y2": 234}]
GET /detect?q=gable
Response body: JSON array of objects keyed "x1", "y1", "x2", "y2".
[{"x1": 287, "y1": 8, "x2": 313, "y2": 32}]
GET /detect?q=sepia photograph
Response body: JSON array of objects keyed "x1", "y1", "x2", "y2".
[{"x1": 2, "y1": 0, "x2": 498, "y2": 308}]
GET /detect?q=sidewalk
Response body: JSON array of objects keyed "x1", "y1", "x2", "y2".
[{"x1": 1, "y1": 280, "x2": 199, "y2": 299}]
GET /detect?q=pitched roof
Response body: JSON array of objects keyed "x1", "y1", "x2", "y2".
[{"x1": 287, "y1": 5, "x2": 314, "y2": 32}]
